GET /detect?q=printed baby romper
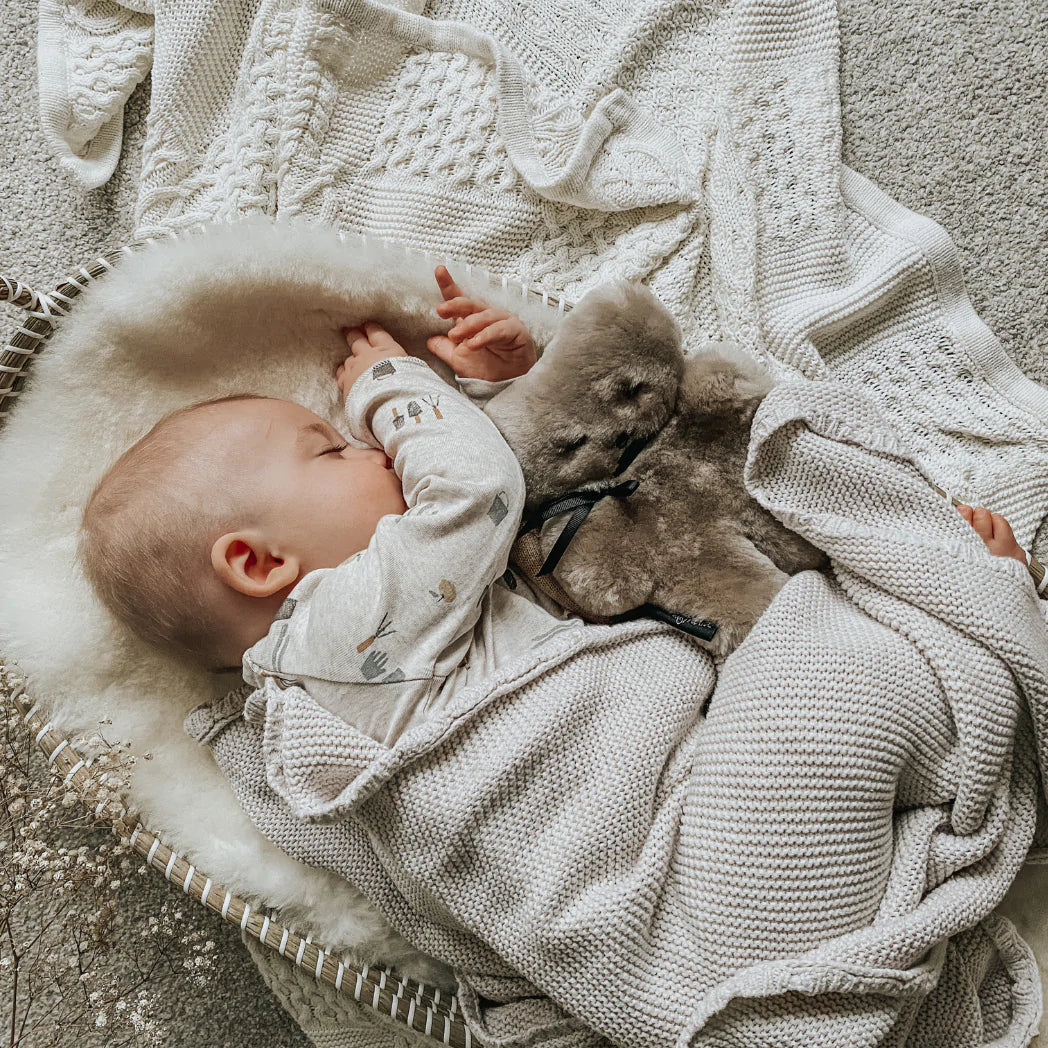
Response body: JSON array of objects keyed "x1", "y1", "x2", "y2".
[{"x1": 242, "y1": 356, "x2": 579, "y2": 746}]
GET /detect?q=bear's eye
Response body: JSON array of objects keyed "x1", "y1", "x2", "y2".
[
  {"x1": 558, "y1": 435, "x2": 588, "y2": 455},
  {"x1": 620, "y1": 381, "x2": 647, "y2": 399}
]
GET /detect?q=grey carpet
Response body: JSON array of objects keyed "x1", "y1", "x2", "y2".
[{"x1": 1, "y1": 1, "x2": 1045, "y2": 1045}]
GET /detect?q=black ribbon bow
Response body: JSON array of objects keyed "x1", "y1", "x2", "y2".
[{"x1": 518, "y1": 478, "x2": 641, "y2": 577}]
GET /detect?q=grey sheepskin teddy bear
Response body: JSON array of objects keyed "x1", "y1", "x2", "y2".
[{"x1": 484, "y1": 280, "x2": 826, "y2": 657}]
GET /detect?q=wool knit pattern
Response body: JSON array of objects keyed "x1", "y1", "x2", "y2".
[
  {"x1": 39, "y1": 0, "x2": 1048, "y2": 545},
  {"x1": 39, "y1": 0, "x2": 1048, "y2": 1043}
]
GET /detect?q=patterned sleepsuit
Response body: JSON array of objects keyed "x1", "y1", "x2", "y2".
[{"x1": 240, "y1": 356, "x2": 584, "y2": 746}]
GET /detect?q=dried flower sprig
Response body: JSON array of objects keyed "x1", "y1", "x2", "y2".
[{"x1": 0, "y1": 662, "x2": 217, "y2": 1047}]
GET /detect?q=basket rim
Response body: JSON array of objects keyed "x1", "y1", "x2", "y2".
[{"x1": 3, "y1": 669, "x2": 473, "y2": 1046}]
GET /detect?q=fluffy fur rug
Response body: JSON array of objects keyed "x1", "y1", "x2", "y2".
[{"x1": 0, "y1": 216, "x2": 563, "y2": 986}]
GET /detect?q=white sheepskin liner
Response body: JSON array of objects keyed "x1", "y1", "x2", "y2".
[{"x1": 0, "y1": 216, "x2": 565, "y2": 988}]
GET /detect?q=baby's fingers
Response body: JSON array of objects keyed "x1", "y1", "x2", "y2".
[
  {"x1": 344, "y1": 321, "x2": 399, "y2": 354},
  {"x1": 434, "y1": 265, "x2": 466, "y2": 302},
  {"x1": 448, "y1": 307, "x2": 511, "y2": 342},
  {"x1": 436, "y1": 295, "x2": 490, "y2": 320},
  {"x1": 462, "y1": 317, "x2": 522, "y2": 350},
  {"x1": 426, "y1": 334, "x2": 457, "y2": 366},
  {"x1": 342, "y1": 326, "x2": 372, "y2": 356},
  {"x1": 990, "y1": 511, "x2": 1016, "y2": 544},
  {"x1": 969, "y1": 506, "x2": 994, "y2": 539},
  {"x1": 956, "y1": 503, "x2": 974, "y2": 524}
]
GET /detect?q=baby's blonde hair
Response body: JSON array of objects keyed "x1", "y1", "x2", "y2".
[{"x1": 77, "y1": 393, "x2": 268, "y2": 667}]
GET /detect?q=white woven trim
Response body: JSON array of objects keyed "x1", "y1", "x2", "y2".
[
  {"x1": 62, "y1": 758, "x2": 85, "y2": 784},
  {"x1": 47, "y1": 738, "x2": 69, "y2": 764},
  {"x1": 7, "y1": 690, "x2": 467, "y2": 1045}
]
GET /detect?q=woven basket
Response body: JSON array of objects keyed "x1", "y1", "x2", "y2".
[
  {"x1": 0, "y1": 231, "x2": 575, "y2": 1047},
  {"x1": 4, "y1": 231, "x2": 1045, "y2": 1048}
]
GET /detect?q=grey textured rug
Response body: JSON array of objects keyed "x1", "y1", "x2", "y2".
[{"x1": 1, "y1": 1, "x2": 1045, "y2": 1045}]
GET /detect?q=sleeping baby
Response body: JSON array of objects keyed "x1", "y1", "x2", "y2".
[
  {"x1": 78, "y1": 267, "x2": 583, "y2": 746},
  {"x1": 78, "y1": 267, "x2": 1041, "y2": 747}
]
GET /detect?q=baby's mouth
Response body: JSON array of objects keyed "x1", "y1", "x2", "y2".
[{"x1": 384, "y1": 456, "x2": 393, "y2": 470}]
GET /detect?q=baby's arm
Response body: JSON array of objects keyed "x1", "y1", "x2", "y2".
[{"x1": 253, "y1": 328, "x2": 526, "y2": 707}]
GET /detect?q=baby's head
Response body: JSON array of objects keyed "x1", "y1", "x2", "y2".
[{"x1": 78, "y1": 394, "x2": 405, "y2": 671}]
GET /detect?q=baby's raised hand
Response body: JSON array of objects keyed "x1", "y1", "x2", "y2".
[
  {"x1": 957, "y1": 503, "x2": 1027, "y2": 565},
  {"x1": 426, "y1": 266, "x2": 537, "y2": 381},
  {"x1": 336, "y1": 322, "x2": 408, "y2": 400}
]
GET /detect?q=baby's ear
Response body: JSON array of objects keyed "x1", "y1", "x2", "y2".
[{"x1": 211, "y1": 531, "x2": 300, "y2": 597}]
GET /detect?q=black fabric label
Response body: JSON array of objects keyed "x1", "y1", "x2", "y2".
[{"x1": 633, "y1": 603, "x2": 719, "y2": 641}]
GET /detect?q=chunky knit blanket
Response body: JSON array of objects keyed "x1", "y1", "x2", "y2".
[
  {"x1": 36, "y1": 0, "x2": 1048, "y2": 1044},
  {"x1": 41, "y1": 0, "x2": 1048, "y2": 527}
]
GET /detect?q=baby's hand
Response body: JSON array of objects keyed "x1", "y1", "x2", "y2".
[
  {"x1": 957, "y1": 504, "x2": 1027, "y2": 565},
  {"x1": 336, "y1": 322, "x2": 408, "y2": 399},
  {"x1": 426, "y1": 266, "x2": 538, "y2": 382}
]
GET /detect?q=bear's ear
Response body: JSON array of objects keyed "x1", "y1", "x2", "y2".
[{"x1": 547, "y1": 279, "x2": 683, "y2": 372}]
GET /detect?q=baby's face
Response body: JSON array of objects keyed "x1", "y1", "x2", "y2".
[{"x1": 213, "y1": 397, "x2": 407, "y2": 575}]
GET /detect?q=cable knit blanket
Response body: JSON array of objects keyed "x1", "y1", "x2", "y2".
[
  {"x1": 41, "y1": 0, "x2": 1048, "y2": 521},
  {"x1": 34, "y1": 0, "x2": 1048, "y2": 1044}
]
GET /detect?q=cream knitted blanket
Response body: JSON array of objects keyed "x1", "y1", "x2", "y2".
[{"x1": 39, "y1": 0, "x2": 1048, "y2": 537}]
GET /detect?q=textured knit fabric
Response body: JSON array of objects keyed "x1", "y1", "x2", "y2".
[
  {"x1": 38, "y1": 0, "x2": 1048, "y2": 550},
  {"x1": 37, "y1": 0, "x2": 153, "y2": 189},
  {"x1": 189, "y1": 376, "x2": 1048, "y2": 1047},
  {"x1": 43, "y1": 0, "x2": 1048, "y2": 1042},
  {"x1": 242, "y1": 354, "x2": 580, "y2": 747}
]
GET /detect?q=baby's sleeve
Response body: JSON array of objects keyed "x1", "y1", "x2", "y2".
[
  {"x1": 254, "y1": 357, "x2": 525, "y2": 704},
  {"x1": 455, "y1": 374, "x2": 519, "y2": 408}
]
